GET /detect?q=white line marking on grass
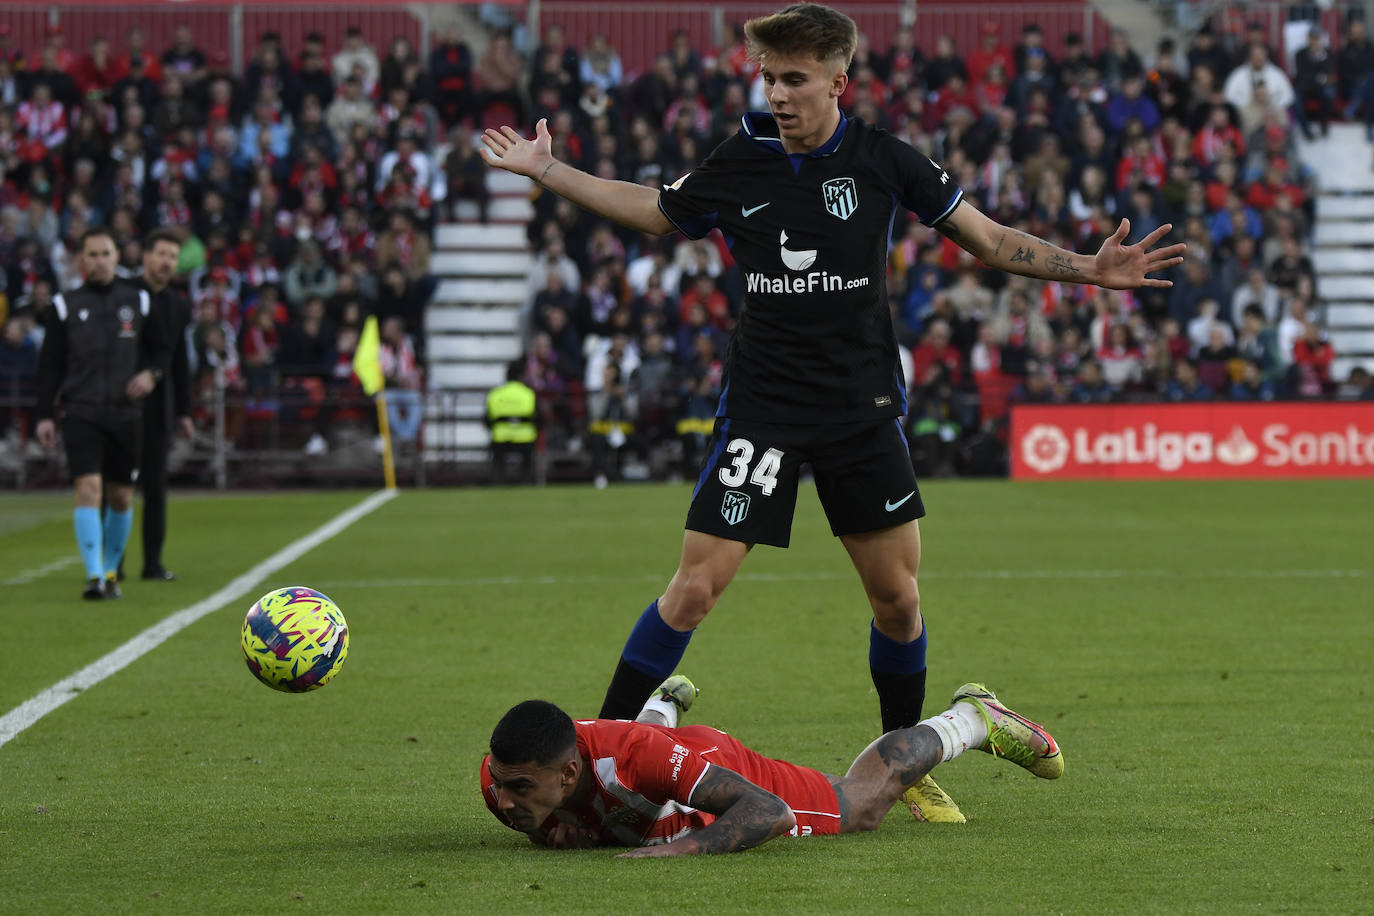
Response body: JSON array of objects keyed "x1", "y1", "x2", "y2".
[
  {"x1": 1, "y1": 555, "x2": 80, "y2": 586},
  {"x1": 0, "y1": 489, "x2": 398, "y2": 750},
  {"x1": 328, "y1": 568, "x2": 1370, "y2": 589}
]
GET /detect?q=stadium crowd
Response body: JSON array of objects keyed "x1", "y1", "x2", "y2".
[
  {"x1": 0, "y1": 20, "x2": 455, "y2": 455},
  {"x1": 2, "y1": 11, "x2": 1374, "y2": 477}
]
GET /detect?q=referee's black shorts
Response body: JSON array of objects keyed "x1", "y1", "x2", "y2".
[
  {"x1": 685, "y1": 417, "x2": 925, "y2": 549},
  {"x1": 62, "y1": 415, "x2": 141, "y2": 485}
]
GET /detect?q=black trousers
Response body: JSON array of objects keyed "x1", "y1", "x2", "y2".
[
  {"x1": 139, "y1": 416, "x2": 171, "y2": 572},
  {"x1": 490, "y1": 442, "x2": 534, "y2": 484}
]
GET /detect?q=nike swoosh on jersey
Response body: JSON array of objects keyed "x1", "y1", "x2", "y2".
[
  {"x1": 741, "y1": 202, "x2": 771, "y2": 217},
  {"x1": 885, "y1": 492, "x2": 915, "y2": 512}
]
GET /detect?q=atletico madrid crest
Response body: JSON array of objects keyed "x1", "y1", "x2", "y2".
[
  {"x1": 822, "y1": 177, "x2": 858, "y2": 220},
  {"x1": 721, "y1": 490, "x2": 750, "y2": 526}
]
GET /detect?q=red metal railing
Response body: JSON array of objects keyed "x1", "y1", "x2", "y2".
[
  {"x1": 539, "y1": 2, "x2": 1108, "y2": 76},
  {"x1": 0, "y1": 5, "x2": 420, "y2": 74}
]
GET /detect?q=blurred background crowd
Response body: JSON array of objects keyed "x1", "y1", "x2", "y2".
[{"x1": 2, "y1": 3, "x2": 1373, "y2": 480}]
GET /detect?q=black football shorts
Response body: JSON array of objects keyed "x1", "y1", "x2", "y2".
[
  {"x1": 685, "y1": 417, "x2": 925, "y2": 548},
  {"x1": 62, "y1": 415, "x2": 141, "y2": 485}
]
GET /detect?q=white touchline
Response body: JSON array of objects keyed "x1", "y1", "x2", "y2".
[
  {"x1": 0, "y1": 489, "x2": 398, "y2": 750},
  {"x1": 1, "y1": 555, "x2": 80, "y2": 586}
]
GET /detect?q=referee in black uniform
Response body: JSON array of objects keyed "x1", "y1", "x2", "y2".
[
  {"x1": 132, "y1": 228, "x2": 193, "y2": 580},
  {"x1": 481, "y1": 3, "x2": 1185, "y2": 821},
  {"x1": 34, "y1": 227, "x2": 172, "y2": 599}
]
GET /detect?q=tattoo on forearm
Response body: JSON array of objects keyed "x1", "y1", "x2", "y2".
[
  {"x1": 1009, "y1": 247, "x2": 1035, "y2": 265},
  {"x1": 1045, "y1": 254, "x2": 1081, "y2": 276},
  {"x1": 994, "y1": 233, "x2": 1006, "y2": 257},
  {"x1": 537, "y1": 161, "x2": 556, "y2": 184},
  {"x1": 682, "y1": 767, "x2": 791, "y2": 854},
  {"x1": 875, "y1": 727, "x2": 944, "y2": 787}
]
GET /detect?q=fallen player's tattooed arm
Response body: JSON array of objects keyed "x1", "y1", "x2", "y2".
[{"x1": 618, "y1": 766, "x2": 795, "y2": 858}]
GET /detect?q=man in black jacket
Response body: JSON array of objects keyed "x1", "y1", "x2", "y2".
[
  {"x1": 34, "y1": 227, "x2": 170, "y2": 600},
  {"x1": 133, "y1": 228, "x2": 193, "y2": 581}
]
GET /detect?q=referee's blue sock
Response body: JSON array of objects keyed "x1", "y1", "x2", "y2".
[
  {"x1": 73, "y1": 507, "x2": 104, "y2": 580},
  {"x1": 869, "y1": 620, "x2": 928, "y2": 734},
  {"x1": 598, "y1": 600, "x2": 694, "y2": 720},
  {"x1": 101, "y1": 508, "x2": 134, "y2": 578}
]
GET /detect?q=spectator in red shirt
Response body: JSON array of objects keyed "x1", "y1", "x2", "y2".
[
  {"x1": 909, "y1": 319, "x2": 964, "y2": 387},
  {"x1": 73, "y1": 36, "x2": 120, "y2": 98},
  {"x1": 973, "y1": 61, "x2": 1009, "y2": 117},
  {"x1": 1245, "y1": 157, "x2": 1304, "y2": 211},
  {"x1": 31, "y1": 24, "x2": 76, "y2": 74},
  {"x1": 839, "y1": 65, "x2": 888, "y2": 113},
  {"x1": 1115, "y1": 134, "x2": 1165, "y2": 191},
  {"x1": 1291, "y1": 321, "x2": 1334, "y2": 397},
  {"x1": 678, "y1": 272, "x2": 730, "y2": 331},
  {"x1": 927, "y1": 74, "x2": 978, "y2": 130},
  {"x1": 240, "y1": 301, "x2": 280, "y2": 393},
  {"x1": 115, "y1": 26, "x2": 162, "y2": 82},
  {"x1": 1096, "y1": 323, "x2": 1144, "y2": 390},
  {"x1": 1192, "y1": 105, "x2": 1245, "y2": 166},
  {"x1": 17, "y1": 84, "x2": 67, "y2": 151},
  {"x1": 967, "y1": 21, "x2": 1014, "y2": 88}
]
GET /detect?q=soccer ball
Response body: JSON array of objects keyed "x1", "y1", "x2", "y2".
[{"x1": 241, "y1": 587, "x2": 350, "y2": 692}]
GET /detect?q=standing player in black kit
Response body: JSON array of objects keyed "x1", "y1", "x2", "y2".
[
  {"x1": 481, "y1": 3, "x2": 1184, "y2": 822},
  {"x1": 132, "y1": 228, "x2": 193, "y2": 581}
]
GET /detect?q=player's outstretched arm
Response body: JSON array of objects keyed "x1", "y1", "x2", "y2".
[
  {"x1": 481, "y1": 118, "x2": 674, "y2": 236},
  {"x1": 936, "y1": 199, "x2": 1186, "y2": 291},
  {"x1": 618, "y1": 767, "x2": 795, "y2": 858}
]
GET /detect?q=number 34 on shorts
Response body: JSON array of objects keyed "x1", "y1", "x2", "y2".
[{"x1": 719, "y1": 438, "x2": 783, "y2": 495}]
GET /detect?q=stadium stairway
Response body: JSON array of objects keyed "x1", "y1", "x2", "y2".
[
  {"x1": 425, "y1": 168, "x2": 534, "y2": 463},
  {"x1": 1299, "y1": 124, "x2": 1374, "y2": 379}
]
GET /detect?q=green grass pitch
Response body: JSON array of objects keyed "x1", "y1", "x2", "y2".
[{"x1": 1, "y1": 480, "x2": 1371, "y2": 914}]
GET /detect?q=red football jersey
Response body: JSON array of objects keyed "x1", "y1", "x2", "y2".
[{"x1": 481, "y1": 719, "x2": 841, "y2": 847}]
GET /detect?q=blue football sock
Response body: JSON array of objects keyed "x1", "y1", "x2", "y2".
[
  {"x1": 73, "y1": 507, "x2": 104, "y2": 579},
  {"x1": 870, "y1": 620, "x2": 928, "y2": 733},
  {"x1": 621, "y1": 600, "x2": 694, "y2": 680},
  {"x1": 869, "y1": 620, "x2": 927, "y2": 675},
  {"x1": 101, "y1": 508, "x2": 134, "y2": 577}
]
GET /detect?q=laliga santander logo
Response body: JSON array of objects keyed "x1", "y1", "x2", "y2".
[
  {"x1": 1019, "y1": 414, "x2": 1374, "y2": 475},
  {"x1": 1022, "y1": 422, "x2": 1256, "y2": 473},
  {"x1": 1022, "y1": 424, "x2": 1071, "y2": 473},
  {"x1": 1215, "y1": 426, "x2": 1259, "y2": 465}
]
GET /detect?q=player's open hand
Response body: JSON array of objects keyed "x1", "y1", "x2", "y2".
[
  {"x1": 1092, "y1": 219, "x2": 1186, "y2": 290},
  {"x1": 480, "y1": 118, "x2": 554, "y2": 181}
]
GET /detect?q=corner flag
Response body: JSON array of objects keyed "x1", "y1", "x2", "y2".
[
  {"x1": 352, "y1": 315, "x2": 396, "y2": 489},
  {"x1": 353, "y1": 315, "x2": 384, "y2": 396}
]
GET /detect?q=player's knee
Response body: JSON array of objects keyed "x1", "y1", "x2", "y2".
[
  {"x1": 661, "y1": 571, "x2": 719, "y2": 628},
  {"x1": 107, "y1": 487, "x2": 134, "y2": 512},
  {"x1": 871, "y1": 579, "x2": 921, "y2": 635},
  {"x1": 74, "y1": 476, "x2": 102, "y2": 506}
]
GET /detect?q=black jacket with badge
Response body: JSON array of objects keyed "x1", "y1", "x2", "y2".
[
  {"x1": 33, "y1": 279, "x2": 171, "y2": 424},
  {"x1": 141, "y1": 282, "x2": 193, "y2": 433}
]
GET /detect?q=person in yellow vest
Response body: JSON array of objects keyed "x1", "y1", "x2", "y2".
[{"x1": 486, "y1": 360, "x2": 538, "y2": 484}]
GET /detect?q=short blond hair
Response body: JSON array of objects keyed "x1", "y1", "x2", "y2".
[{"x1": 744, "y1": 3, "x2": 858, "y2": 69}]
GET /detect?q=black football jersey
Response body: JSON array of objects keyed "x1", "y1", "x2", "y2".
[{"x1": 658, "y1": 113, "x2": 963, "y2": 424}]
